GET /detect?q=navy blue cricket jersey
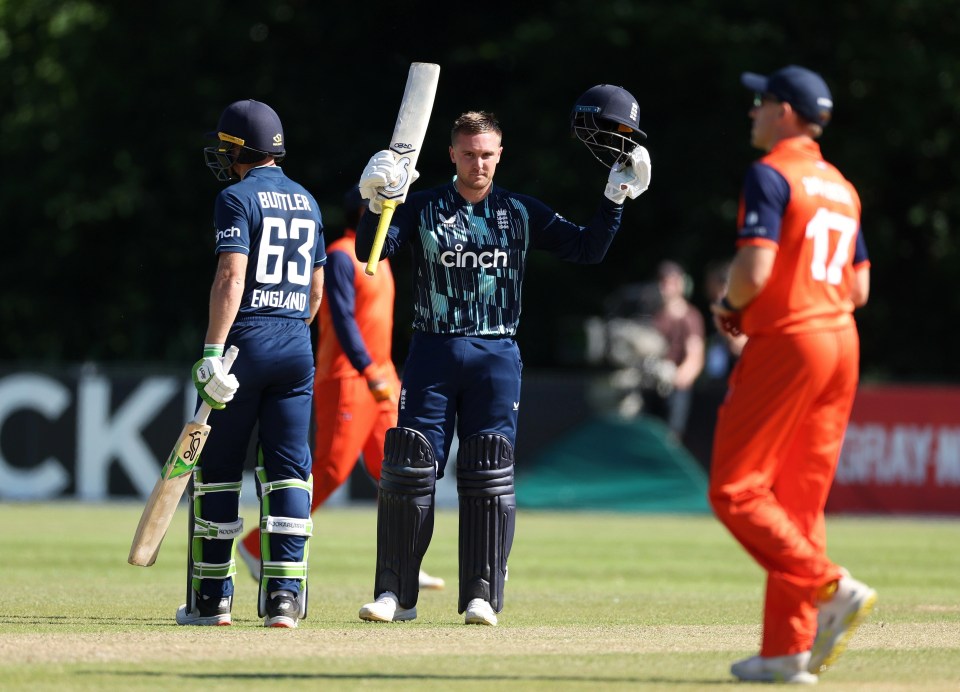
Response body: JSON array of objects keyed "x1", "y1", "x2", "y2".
[
  {"x1": 357, "y1": 182, "x2": 622, "y2": 336},
  {"x1": 213, "y1": 166, "x2": 327, "y2": 316},
  {"x1": 198, "y1": 164, "x2": 327, "y2": 598}
]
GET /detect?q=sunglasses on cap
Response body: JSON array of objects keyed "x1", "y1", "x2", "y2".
[{"x1": 752, "y1": 92, "x2": 781, "y2": 108}]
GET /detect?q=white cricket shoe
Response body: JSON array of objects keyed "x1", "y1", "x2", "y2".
[
  {"x1": 418, "y1": 569, "x2": 445, "y2": 590},
  {"x1": 464, "y1": 598, "x2": 498, "y2": 626},
  {"x1": 237, "y1": 542, "x2": 260, "y2": 582},
  {"x1": 809, "y1": 570, "x2": 877, "y2": 673},
  {"x1": 731, "y1": 652, "x2": 818, "y2": 684},
  {"x1": 359, "y1": 591, "x2": 417, "y2": 622}
]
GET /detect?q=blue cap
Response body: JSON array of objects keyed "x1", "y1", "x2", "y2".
[{"x1": 741, "y1": 65, "x2": 833, "y2": 127}]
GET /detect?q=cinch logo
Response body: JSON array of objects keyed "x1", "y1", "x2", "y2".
[
  {"x1": 440, "y1": 243, "x2": 508, "y2": 269},
  {"x1": 216, "y1": 226, "x2": 241, "y2": 242}
]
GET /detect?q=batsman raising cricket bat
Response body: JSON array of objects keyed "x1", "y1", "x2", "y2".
[
  {"x1": 128, "y1": 345, "x2": 239, "y2": 567},
  {"x1": 353, "y1": 86, "x2": 652, "y2": 626},
  {"x1": 360, "y1": 62, "x2": 440, "y2": 276}
]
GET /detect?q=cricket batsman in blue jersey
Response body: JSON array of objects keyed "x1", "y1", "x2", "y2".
[
  {"x1": 176, "y1": 99, "x2": 326, "y2": 628},
  {"x1": 355, "y1": 86, "x2": 651, "y2": 626}
]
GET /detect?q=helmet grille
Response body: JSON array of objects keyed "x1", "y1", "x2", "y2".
[{"x1": 573, "y1": 113, "x2": 639, "y2": 169}]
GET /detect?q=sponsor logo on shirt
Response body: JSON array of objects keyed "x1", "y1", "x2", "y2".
[
  {"x1": 216, "y1": 226, "x2": 241, "y2": 242},
  {"x1": 439, "y1": 243, "x2": 508, "y2": 269}
]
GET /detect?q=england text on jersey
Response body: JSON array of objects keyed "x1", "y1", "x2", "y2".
[{"x1": 250, "y1": 289, "x2": 307, "y2": 311}]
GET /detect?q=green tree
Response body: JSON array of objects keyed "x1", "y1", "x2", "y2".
[{"x1": 1, "y1": 0, "x2": 957, "y2": 380}]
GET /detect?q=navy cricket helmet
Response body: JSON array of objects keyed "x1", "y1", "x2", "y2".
[
  {"x1": 571, "y1": 84, "x2": 646, "y2": 169},
  {"x1": 205, "y1": 99, "x2": 286, "y2": 181}
]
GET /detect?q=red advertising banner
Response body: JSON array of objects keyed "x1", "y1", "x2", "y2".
[{"x1": 828, "y1": 385, "x2": 960, "y2": 514}]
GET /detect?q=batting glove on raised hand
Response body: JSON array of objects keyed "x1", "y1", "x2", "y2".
[
  {"x1": 192, "y1": 345, "x2": 240, "y2": 410},
  {"x1": 604, "y1": 146, "x2": 652, "y2": 204},
  {"x1": 359, "y1": 150, "x2": 420, "y2": 213}
]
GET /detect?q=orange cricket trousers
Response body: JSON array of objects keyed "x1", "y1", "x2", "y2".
[
  {"x1": 241, "y1": 372, "x2": 399, "y2": 559},
  {"x1": 309, "y1": 373, "x2": 399, "y2": 505},
  {"x1": 709, "y1": 324, "x2": 858, "y2": 656}
]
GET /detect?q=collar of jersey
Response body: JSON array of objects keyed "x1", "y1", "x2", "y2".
[{"x1": 769, "y1": 136, "x2": 822, "y2": 159}]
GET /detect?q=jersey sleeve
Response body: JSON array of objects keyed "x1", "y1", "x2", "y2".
[
  {"x1": 527, "y1": 194, "x2": 623, "y2": 263},
  {"x1": 355, "y1": 196, "x2": 418, "y2": 262},
  {"x1": 324, "y1": 249, "x2": 372, "y2": 374},
  {"x1": 213, "y1": 190, "x2": 251, "y2": 255},
  {"x1": 354, "y1": 209, "x2": 377, "y2": 262},
  {"x1": 853, "y1": 227, "x2": 869, "y2": 267},
  {"x1": 737, "y1": 162, "x2": 792, "y2": 247},
  {"x1": 310, "y1": 198, "x2": 327, "y2": 267}
]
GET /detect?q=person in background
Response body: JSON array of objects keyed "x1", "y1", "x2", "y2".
[{"x1": 642, "y1": 259, "x2": 705, "y2": 438}]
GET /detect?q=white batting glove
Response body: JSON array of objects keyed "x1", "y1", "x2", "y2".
[
  {"x1": 359, "y1": 151, "x2": 420, "y2": 213},
  {"x1": 359, "y1": 151, "x2": 400, "y2": 214},
  {"x1": 191, "y1": 345, "x2": 239, "y2": 410},
  {"x1": 604, "y1": 146, "x2": 652, "y2": 204}
]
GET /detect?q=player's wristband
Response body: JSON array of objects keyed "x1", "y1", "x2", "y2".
[
  {"x1": 203, "y1": 344, "x2": 225, "y2": 358},
  {"x1": 720, "y1": 296, "x2": 741, "y2": 312}
]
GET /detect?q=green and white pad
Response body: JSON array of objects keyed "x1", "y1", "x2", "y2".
[
  {"x1": 255, "y1": 466, "x2": 313, "y2": 618},
  {"x1": 187, "y1": 470, "x2": 243, "y2": 611}
]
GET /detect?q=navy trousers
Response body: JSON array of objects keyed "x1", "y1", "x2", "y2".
[{"x1": 397, "y1": 332, "x2": 522, "y2": 476}]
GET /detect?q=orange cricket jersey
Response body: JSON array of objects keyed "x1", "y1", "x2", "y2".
[
  {"x1": 315, "y1": 230, "x2": 396, "y2": 379},
  {"x1": 737, "y1": 138, "x2": 864, "y2": 336}
]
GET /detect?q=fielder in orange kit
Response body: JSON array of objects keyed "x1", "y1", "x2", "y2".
[
  {"x1": 238, "y1": 188, "x2": 443, "y2": 590},
  {"x1": 709, "y1": 66, "x2": 876, "y2": 684}
]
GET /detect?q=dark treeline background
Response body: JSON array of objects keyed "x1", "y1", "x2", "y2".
[{"x1": 3, "y1": 1, "x2": 958, "y2": 382}]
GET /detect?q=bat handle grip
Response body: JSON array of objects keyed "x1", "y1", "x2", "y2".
[
  {"x1": 193, "y1": 345, "x2": 240, "y2": 424},
  {"x1": 365, "y1": 199, "x2": 399, "y2": 276},
  {"x1": 222, "y1": 344, "x2": 239, "y2": 373}
]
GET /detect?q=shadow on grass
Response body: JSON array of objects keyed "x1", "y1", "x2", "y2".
[
  {"x1": 0, "y1": 614, "x2": 173, "y2": 625},
  {"x1": 83, "y1": 671, "x2": 732, "y2": 685}
]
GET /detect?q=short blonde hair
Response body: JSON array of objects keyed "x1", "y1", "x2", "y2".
[{"x1": 451, "y1": 111, "x2": 501, "y2": 143}]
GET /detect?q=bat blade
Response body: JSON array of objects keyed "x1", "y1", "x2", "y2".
[
  {"x1": 127, "y1": 345, "x2": 238, "y2": 567},
  {"x1": 365, "y1": 62, "x2": 440, "y2": 276},
  {"x1": 127, "y1": 421, "x2": 210, "y2": 566}
]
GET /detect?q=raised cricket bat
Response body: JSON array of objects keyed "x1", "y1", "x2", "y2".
[
  {"x1": 365, "y1": 61, "x2": 440, "y2": 276},
  {"x1": 128, "y1": 345, "x2": 239, "y2": 566}
]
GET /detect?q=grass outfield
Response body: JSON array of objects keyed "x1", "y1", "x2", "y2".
[{"x1": 0, "y1": 503, "x2": 958, "y2": 690}]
